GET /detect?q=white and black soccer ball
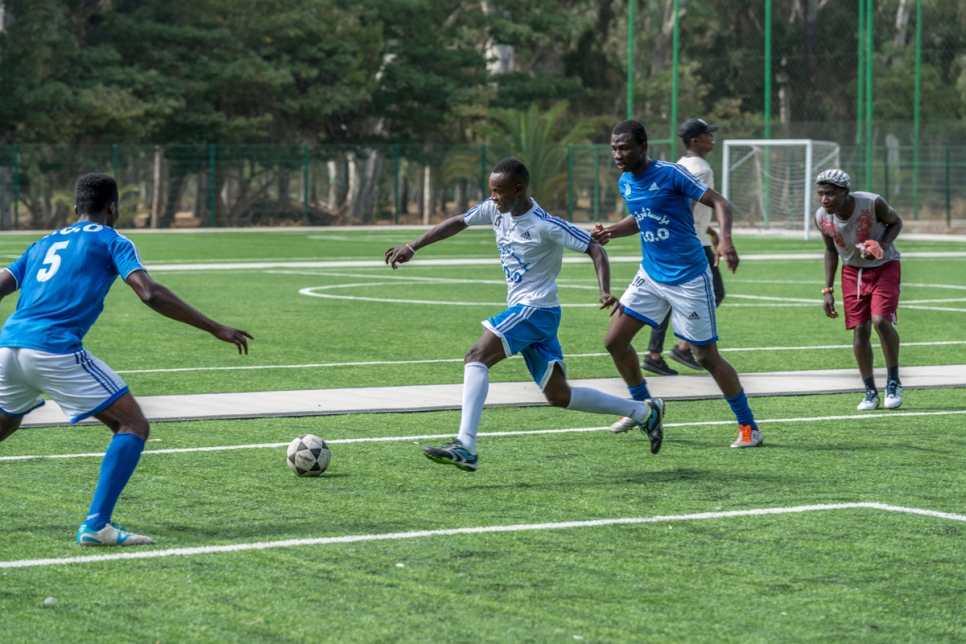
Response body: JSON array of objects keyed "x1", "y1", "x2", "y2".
[{"x1": 286, "y1": 434, "x2": 331, "y2": 477}]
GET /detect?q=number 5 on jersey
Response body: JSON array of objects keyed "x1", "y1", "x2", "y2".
[{"x1": 37, "y1": 241, "x2": 70, "y2": 282}]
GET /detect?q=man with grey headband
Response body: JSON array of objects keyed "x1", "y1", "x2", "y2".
[{"x1": 815, "y1": 169, "x2": 904, "y2": 411}]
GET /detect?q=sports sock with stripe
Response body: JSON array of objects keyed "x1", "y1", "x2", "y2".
[
  {"x1": 456, "y1": 362, "x2": 488, "y2": 454},
  {"x1": 85, "y1": 432, "x2": 145, "y2": 531},
  {"x1": 724, "y1": 389, "x2": 757, "y2": 430},
  {"x1": 628, "y1": 381, "x2": 651, "y2": 401},
  {"x1": 567, "y1": 387, "x2": 649, "y2": 423}
]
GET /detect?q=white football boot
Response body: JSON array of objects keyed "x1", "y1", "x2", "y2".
[
  {"x1": 857, "y1": 390, "x2": 879, "y2": 411},
  {"x1": 884, "y1": 380, "x2": 904, "y2": 409},
  {"x1": 77, "y1": 522, "x2": 155, "y2": 546}
]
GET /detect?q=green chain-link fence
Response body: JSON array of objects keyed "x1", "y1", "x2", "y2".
[{"x1": 0, "y1": 136, "x2": 962, "y2": 231}]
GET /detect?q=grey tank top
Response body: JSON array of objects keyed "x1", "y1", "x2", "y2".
[{"x1": 814, "y1": 191, "x2": 900, "y2": 268}]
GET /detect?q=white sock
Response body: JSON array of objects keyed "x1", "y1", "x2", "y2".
[
  {"x1": 566, "y1": 387, "x2": 649, "y2": 422},
  {"x1": 456, "y1": 362, "x2": 488, "y2": 454}
]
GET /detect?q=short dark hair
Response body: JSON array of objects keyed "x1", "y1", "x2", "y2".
[
  {"x1": 612, "y1": 120, "x2": 648, "y2": 145},
  {"x1": 491, "y1": 157, "x2": 529, "y2": 187},
  {"x1": 75, "y1": 173, "x2": 118, "y2": 215}
]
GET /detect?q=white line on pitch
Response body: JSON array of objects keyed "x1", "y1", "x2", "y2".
[
  {"x1": 4, "y1": 409, "x2": 966, "y2": 463},
  {"x1": 2, "y1": 502, "x2": 963, "y2": 569},
  {"x1": 112, "y1": 341, "x2": 966, "y2": 374}
]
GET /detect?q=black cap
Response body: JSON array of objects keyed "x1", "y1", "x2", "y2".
[{"x1": 678, "y1": 118, "x2": 719, "y2": 142}]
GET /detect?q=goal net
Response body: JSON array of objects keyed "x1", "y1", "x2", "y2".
[{"x1": 721, "y1": 139, "x2": 840, "y2": 239}]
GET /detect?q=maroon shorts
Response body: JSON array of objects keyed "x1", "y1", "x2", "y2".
[{"x1": 840, "y1": 260, "x2": 901, "y2": 330}]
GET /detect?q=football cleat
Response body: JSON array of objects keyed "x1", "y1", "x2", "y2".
[
  {"x1": 641, "y1": 355, "x2": 678, "y2": 376},
  {"x1": 857, "y1": 390, "x2": 880, "y2": 411},
  {"x1": 423, "y1": 440, "x2": 478, "y2": 472},
  {"x1": 884, "y1": 380, "x2": 903, "y2": 409},
  {"x1": 669, "y1": 346, "x2": 704, "y2": 371},
  {"x1": 77, "y1": 522, "x2": 155, "y2": 547},
  {"x1": 609, "y1": 416, "x2": 640, "y2": 434},
  {"x1": 730, "y1": 425, "x2": 763, "y2": 448},
  {"x1": 638, "y1": 398, "x2": 665, "y2": 454}
]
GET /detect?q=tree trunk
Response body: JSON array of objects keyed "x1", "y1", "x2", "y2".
[
  {"x1": 151, "y1": 147, "x2": 162, "y2": 228},
  {"x1": 158, "y1": 171, "x2": 188, "y2": 228},
  {"x1": 891, "y1": 0, "x2": 912, "y2": 67},
  {"x1": 0, "y1": 167, "x2": 10, "y2": 230},
  {"x1": 422, "y1": 165, "x2": 432, "y2": 225}
]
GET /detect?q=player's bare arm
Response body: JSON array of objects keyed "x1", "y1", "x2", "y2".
[
  {"x1": 0, "y1": 270, "x2": 17, "y2": 302},
  {"x1": 874, "y1": 196, "x2": 902, "y2": 247},
  {"x1": 698, "y1": 189, "x2": 739, "y2": 273},
  {"x1": 591, "y1": 216, "x2": 639, "y2": 246},
  {"x1": 820, "y1": 230, "x2": 839, "y2": 319},
  {"x1": 126, "y1": 269, "x2": 252, "y2": 354},
  {"x1": 586, "y1": 240, "x2": 620, "y2": 315},
  {"x1": 385, "y1": 214, "x2": 469, "y2": 269}
]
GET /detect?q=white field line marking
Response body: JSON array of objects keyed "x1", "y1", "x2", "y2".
[
  {"x1": 5, "y1": 409, "x2": 966, "y2": 463},
  {"x1": 2, "y1": 502, "x2": 964, "y2": 569},
  {"x1": 111, "y1": 340, "x2": 966, "y2": 375},
  {"x1": 137, "y1": 252, "x2": 966, "y2": 272},
  {"x1": 298, "y1": 284, "x2": 603, "y2": 308}
]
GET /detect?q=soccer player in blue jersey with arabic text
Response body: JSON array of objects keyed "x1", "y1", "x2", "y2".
[
  {"x1": 386, "y1": 158, "x2": 664, "y2": 471},
  {"x1": 0, "y1": 174, "x2": 252, "y2": 546},
  {"x1": 593, "y1": 120, "x2": 763, "y2": 448}
]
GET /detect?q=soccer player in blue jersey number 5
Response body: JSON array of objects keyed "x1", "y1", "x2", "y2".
[
  {"x1": 593, "y1": 120, "x2": 763, "y2": 448},
  {"x1": 385, "y1": 158, "x2": 664, "y2": 472},
  {"x1": 0, "y1": 174, "x2": 252, "y2": 546}
]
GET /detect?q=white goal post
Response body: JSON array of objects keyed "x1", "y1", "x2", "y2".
[{"x1": 721, "y1": 139, "x2": 841, "y2": 239}]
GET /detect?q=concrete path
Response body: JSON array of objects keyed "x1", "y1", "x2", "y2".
[{"x1": 20, "y1": 364, "x2": 966, "y2": 427}]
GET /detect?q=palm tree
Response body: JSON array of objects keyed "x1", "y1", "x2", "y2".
[{"x1": 474, "y1": 101, "x2": 595, "y2": 207}]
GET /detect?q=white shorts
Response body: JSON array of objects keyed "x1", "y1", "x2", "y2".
[
  {"x1": 0, "y1": 347, "x2": 130, "y2": 424},
  {"x1": 619, "y1": 266, "x2": 719, "y2": 346}
]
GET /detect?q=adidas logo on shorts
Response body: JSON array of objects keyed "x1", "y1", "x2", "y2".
[{"x1": 687, "y1": 311, "x2": 700, "y2": 320}]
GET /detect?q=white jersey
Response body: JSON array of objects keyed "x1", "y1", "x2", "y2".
[
  {"x1": 463, "y1": 199, "x2": 592, "y2": 308},
  {"x1": 676, "y1": 155, "x2": 714, "y2": 246}
]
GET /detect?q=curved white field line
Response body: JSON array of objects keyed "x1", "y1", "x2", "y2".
[
  {"x1": 1, "y1": 502, "x2": 963, "y2": 569},
  {"x1": 4, "y1": 409, "x2": 966, "y2": 463}
]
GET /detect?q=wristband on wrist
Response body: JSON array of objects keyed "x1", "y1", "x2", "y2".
[
  {"x1": 406, "y1": 243, "x2": 415, "y2": 252},
  {"x1": 822, "y1": 287, "x2": 834, "y2": 294}
]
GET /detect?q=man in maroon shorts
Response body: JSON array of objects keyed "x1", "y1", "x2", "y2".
[{"x1": 815, "y1": 169, "x2": 903, "y2": 411}]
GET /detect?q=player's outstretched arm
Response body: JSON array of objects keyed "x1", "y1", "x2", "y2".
[
  {"x1": 698, "y1": 189, "x2": 739, "y2": 273},
  {"x1": 590, "y1": 216, "x2": 638, "y2": 245},
  {"x1": 384, "y1": 215, "x2": 469, "y2": 269},
  {"x1": 586, "y1": 240, "x2": 621, "y2": 316},
  {"x1": 126, "y1": 270, "x2": 252, "y2": 354},
  {"x1": 820, "y1": 231, "x2": 839, "y2": 319},
  {"x1": 0, "y1": 270, "x2": 18, "y2": 303}
]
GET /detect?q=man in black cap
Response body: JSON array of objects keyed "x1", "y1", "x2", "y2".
[{"x1": 640, "y1": 118, "x2": 726, "y2": 376}]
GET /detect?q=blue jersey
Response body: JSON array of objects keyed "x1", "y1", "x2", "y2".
[
  {"x1": 1, "y1": 224, "x2": 145, "y2": 354},
  {"x1": 618, "y1": 160, "x2": 710, "y2": 285}
]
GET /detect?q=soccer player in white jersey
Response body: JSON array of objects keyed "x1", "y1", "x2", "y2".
[
  {"x1": 815, "y1": 169, "x2": 904, "y2": 410},
  {"x1": 385, "y1": 158, "x2": 664, "y2": 471},
  {"x1": 593, "y1": 120, "x2": 763, "y2": 448},
  {"x1": 0, "y1": 174, "x2": 252, "y2": 546},
  {"x1": 642, "y1": 118, "x2": 726, "y2": 376}
]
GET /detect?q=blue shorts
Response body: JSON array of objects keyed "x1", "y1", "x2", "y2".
[{"x1": 482, "y1": 305, "x2": 566, "y2": 391}]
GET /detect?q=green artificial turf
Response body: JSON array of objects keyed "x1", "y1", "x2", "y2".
[
  {"x1": 0, "y1": 229, "x2": 963, "y2": 642},
  {"x1": 1, "y1": 390, "x2": 966, "y2": 642}
]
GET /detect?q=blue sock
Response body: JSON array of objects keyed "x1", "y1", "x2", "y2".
[
  {"x1": 725, "y1": 389, "x2": 757, "y2": 429},
  {"x1": 85, "y1": 433, "x2": 145, "y2": 531},
  {"x1": 629, "y1": 381, "x2": 651, "y2": 401}
]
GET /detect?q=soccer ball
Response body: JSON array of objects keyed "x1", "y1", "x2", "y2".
[{"x1": 286, "y1": 434, "x2": 331, "y2": 477}]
